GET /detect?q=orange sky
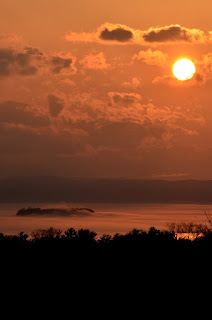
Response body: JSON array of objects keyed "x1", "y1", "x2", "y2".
[{"x1": 1, "y1": 0, "x2": 212, "y2": 179}]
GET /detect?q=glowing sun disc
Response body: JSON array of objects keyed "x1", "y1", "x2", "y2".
[{"x1": 173, "y1": 59, "x2": 196, "y2": 81}]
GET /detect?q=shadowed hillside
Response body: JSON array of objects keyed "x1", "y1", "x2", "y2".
[{"x1": 1, "y1": 177, "x2": 212, "y2": 203}]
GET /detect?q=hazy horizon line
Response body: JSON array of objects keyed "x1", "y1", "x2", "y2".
[{"x1": 0, "y1": 176, "x2": 211, "y2": 182}]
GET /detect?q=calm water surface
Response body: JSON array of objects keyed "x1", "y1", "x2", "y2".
[{"x1": 0, "y1": 202, "x2": 211, "y2": 236}]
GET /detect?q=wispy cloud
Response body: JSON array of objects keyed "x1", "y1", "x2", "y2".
[
  {"x1": 133, "y1": 49, "x2": 168, "y2": 66},
  {"x1": 79, "y1": 52, "x2": 110, "y2": 70}
]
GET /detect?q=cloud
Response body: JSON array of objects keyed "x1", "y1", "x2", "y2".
[
  {"x1": 105, "y1": 92, "x2": 204, "y2": 140},
  {"x1": 188, "y1": 53, "x2": 212, "y2": 85},
  {"x1": 65, "y1": 22, "x2": 137, "y2": 44},
  {"x1": 108, "y1": 92, "x2": 142, "y2": 107},
  {"x1": 24, "y1": 47, "x2": 44, "y2": 56},
  {"x1": 65, "y1": 23, "x2": 134, "y2": 44},
  {"x1": 50, "y1": 54, "x2": 75, "y2": 74},
  {"x1": 0, "y1": 33, "x2": 23, "y2": 44},
  {"x1": 65, "y1": 23, "x2": 208, "y2": 45},
  {"x1": 133, "y1": 49, "x2": 167, "y2": 66},
  {"x1": 0, "y1": 90, "x2": 204, "y2": 175},
  {"x1": 0, "y1": 47, "x2": 42, "y2": 77},
  {"x1": 152, "y1": 52, "x2": 212, "y2": 86},
  {"x1": 80, "y1": 52, "x2": 110, "y2": 70},
  {"x1": 87, "y1": 102, "x2": 203, "y2": 152},
  {"x1": 201, "y1": 53, "x2": 212, "y2": 74},
  {"x1": 48, "y1": 94, "x2": 65, "y2": 117},
  {"x1": 0, "y1": 46, "x2": 77, "y2": 78},
  {"x1": 121, "y1": 77, "x2": 141, "y2": 89},
  {"x1": 99, "y1": 27, "x2": 133, "y2": 42},
  {"x1": 65, "y1": 31, "x2": 97, "y2": 43},
  {"x1": 63, "y1": 90, "x2": 203, "y2": 144},
  {"x1": 152, "y1": 74, "x2": 175, "y2": 85},
  {"x1": 152, "y1": 73, "x2": 207, "y2": 88},
  {"x1": 143, "y1": 24, "x2": 206, "y2": 43},
  {"x1": 0, "y1": 100, "x2": 49, "y2": 127},
  {"x1": 0, "y1": 99, "x2": 89, "y2": 157}
]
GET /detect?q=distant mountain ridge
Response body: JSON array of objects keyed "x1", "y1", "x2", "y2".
[{"x1": 1, "y1": 177, "x2": 212, "y2": 203}]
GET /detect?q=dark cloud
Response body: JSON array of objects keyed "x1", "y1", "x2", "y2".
[
  {"x1": 194, "y1": 72, "x2": 206, "y2": 84},
  {"x1": 0, "y1": 47, "x2": 75, "y2": 77},
  {"x1": 108, "y1": 92, "x2": 142, "y2": 107},
  {"x1": 143, "y1": 26, "x2": 189, "y2": 42},
  {"x1": 90, "y1": 121, "x2": 163, "y2": 149},
  {"x1": 0, "y1": 48, "x2": 38, "y2": 76},
  {"x1": 50, "y1": 56, "x2": 73, "y2": 74},
  {"x1": 48, "y1": 95, "x2": 65, "y2": 117},
  {"x1": 99, "y1": 27, "x2": 133, "y2": 42},
  {"x1": 66, "y1": 23, "x2": 207, "y2": 45},
  {"x1": 24, "y1": 47, "x2": 43, "y2": 56},
  {"x1": 143, "y1": 25, "x2": 203, "y2": 42},
  {"x1": 0, "y1": 101, "x2": 49, "y2": 127}
]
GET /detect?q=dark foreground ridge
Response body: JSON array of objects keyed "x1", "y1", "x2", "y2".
[
  {"x1": 16, "y1": 207, "x2": 95, "y2": 216},
  {"x1": 3, "y1": 177, "x2": 212, "y2": 203}
]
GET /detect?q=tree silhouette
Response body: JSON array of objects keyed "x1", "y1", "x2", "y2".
[
  {"x1": 0, "y1": 225, "x2": 212, "y2": 259},
  {"x1": 99, "y1": 234, "x2": 112, "y2": 244},
  {"x1": 64, "y1": 228, "x2": 78, "y2": 239},
  {"x1": 77, "y1": 229, "x2": 97, "y2": 244},
  {"x1": 31, "y1": 227, "x2": 62, "y2": 240}
]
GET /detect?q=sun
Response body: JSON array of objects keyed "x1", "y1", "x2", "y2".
[{"x1": 173, "y1": 59, "x2": 196, "y2": 81}]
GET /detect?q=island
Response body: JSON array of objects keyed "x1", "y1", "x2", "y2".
[{"x1": 16, "y1": 207, "x2": 95, "y2": 216}]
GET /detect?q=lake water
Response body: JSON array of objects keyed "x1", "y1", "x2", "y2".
[{"x1": 0, "y1": 202, "x2": 211, "y2": 236}]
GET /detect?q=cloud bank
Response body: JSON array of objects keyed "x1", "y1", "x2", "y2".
[
  {"x1": 0, "y1": 48, "x2": 39, "y2": 76},
  {"x1": 0, "y1": 27, "x2": 208, "y2": 179},
  {"x1": 65, "y1": 23, "x2": 209, "y2": 45},
  {"x1": 0, "y1": 46, "x2": 76, "y2": 77}
]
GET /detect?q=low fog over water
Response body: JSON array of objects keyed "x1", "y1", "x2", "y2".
[{"x1": 0, "y1": 202, "x2": 211, "y2": 236}]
